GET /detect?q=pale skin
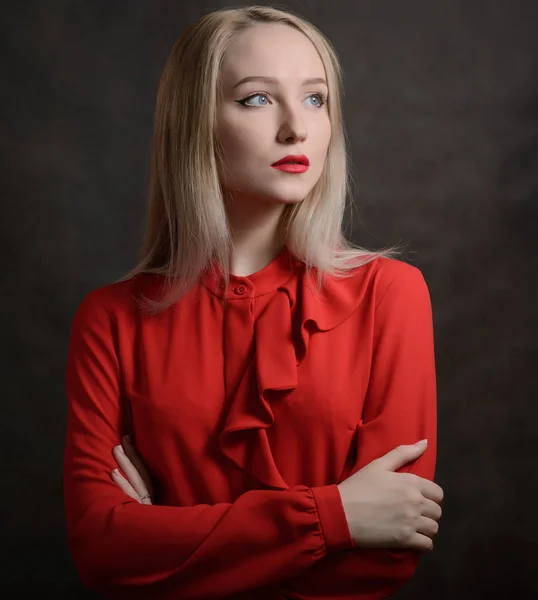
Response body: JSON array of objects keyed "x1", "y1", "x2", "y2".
[
  {"x1": 111, "y1": 22, "x2": 444, "y2": 551},
  {"x1": 111, "y1": 21, "x2": 330, "y2": 503},
  {"x1": 111, "y1": 435, "x2": 154, "y2": 505},
  {"x1": 215, "y1": 22, "x2": 331, "y2": 276},
  {"x1": 111, "y1": 437, "x2": 443, "y2": 551}
]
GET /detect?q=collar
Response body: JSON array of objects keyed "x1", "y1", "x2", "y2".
[{"x1": 200, "y1": 245, "x2": 304, "y2": 299}]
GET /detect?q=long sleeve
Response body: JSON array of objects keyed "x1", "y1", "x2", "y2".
[
  {"x1": 63, "y1": 290, "x2": 354, "y2": 600},
  {"x1": 278, "y1": 264, "x2": 438, "y2": 599}
]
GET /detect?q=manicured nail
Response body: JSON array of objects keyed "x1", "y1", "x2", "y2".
[
  {"x1": 115, "y1": 444, "x2": 124, "y2": 454},
  {"x1": 415, "y1": 439, "x2": 428, "y2": 447}
]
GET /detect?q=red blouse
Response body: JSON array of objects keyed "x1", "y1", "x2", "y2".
[{"x1": 64, "y1": 245, "x2": 437, "y2": 600}]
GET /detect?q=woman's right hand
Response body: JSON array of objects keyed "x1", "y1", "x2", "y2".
[{"x1": 337, "y1": 440, "x2": 443, "y2": 552}]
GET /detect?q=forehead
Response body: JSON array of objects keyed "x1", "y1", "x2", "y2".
[{"x1": 220, "y1": 23, "x2": 326, "y2": 85}]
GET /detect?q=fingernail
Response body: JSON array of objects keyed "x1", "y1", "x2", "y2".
[
  {"x1": 115, "y1": 444, "x2": 125, "y2": 454},
  {"x1": 123, "y1": 434, "x2": 131, "y2": 444},
  {"x1": 416, "y1": 439, "x2": 428, "y2": 447},
  {"x1": 111, "y1": 469, "x2": 119, "y2": 477}
]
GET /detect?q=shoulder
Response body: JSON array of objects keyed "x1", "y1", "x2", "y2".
[
  {"x1": 328, "y1": 256, "x2": 429, "y2": 306},
  {"x1": 367, "y1": 257, "x2": 431, "y2": 308},
  {"x1": 302, "y1": 256, "x2": 430, "y2": 332},
  {"x1": 357, "y1": 258, "x2": 434, "y2": 333},
  {"x1": 70, "y1": 273, "x2": 161, "y2": 331},
  {"x1": 73, "y1": 280, "x2": 132, "y2": 320}
]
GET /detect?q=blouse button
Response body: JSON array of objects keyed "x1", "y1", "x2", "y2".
[{"x1": 234, "y1": 285, "x2": 247, "y2": 295}]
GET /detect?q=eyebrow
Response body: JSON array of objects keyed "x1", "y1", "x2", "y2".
[{"x1": 232, "y1": 76, "x2": 328, "y2": 89}]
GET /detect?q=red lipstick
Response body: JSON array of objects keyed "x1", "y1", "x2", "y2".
[{"x1": 271, "y1": 154, "x2": 310, "y2": 173}]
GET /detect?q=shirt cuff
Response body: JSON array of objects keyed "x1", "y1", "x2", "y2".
[{"x1": 311, "y1": 484, "x2": 355, "y2": 552}]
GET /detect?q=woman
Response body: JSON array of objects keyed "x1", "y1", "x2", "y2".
[{"x1": 64, "y1": 5, "x2": 443, "y2": 599}]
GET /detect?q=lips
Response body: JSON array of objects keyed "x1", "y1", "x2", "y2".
[{"x1": 271, "y1": 154, "x2": 310, "y2": 167}]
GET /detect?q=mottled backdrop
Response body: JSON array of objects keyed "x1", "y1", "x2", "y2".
[{"x1": 2, "y1": 0, "x2": 536, "y2": 597}]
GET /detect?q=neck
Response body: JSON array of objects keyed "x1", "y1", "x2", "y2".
[{"x1": 224, "y1": 191, "x2": 288, "y2": 277}]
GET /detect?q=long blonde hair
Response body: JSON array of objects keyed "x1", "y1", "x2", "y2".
[{"x1": 117, "y1": 5, "x2": 404, "y2": 313}]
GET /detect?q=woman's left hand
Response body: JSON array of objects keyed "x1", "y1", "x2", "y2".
[{"x1": 110, "y1": 434, "x2": 155, "y2": 505}]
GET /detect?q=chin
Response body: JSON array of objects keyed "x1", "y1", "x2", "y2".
[
  {"x1": 262, "y1": 193, "x2": 309, "y2": 206},
  {"x1": 259, "y1": 183, "x2": 315, "y2": 205}
]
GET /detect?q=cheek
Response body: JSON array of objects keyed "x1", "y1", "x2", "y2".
[
  {"x1": 316, "y1": 118, "x2": 332, "y2": 151},
  {"x1": 310, "y1": 121, "x2": 331, "y2": 170},
  {"x1": 216, "y1": 123, "x2": 271, "y2": 189},
  {"x1": 217, "y1": 115, "x2": 262, "y2": 159},
  {"x1": 218, "y1": 129, "x2": 243, "y2": 156}
]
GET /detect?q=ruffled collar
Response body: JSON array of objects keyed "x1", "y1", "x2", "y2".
[
  {"x1": 207, "y1": 246, "x2": 384, "y2": 490},
  {"x1": 130, "y1": 249, "x2": 383, "y2": 489}
]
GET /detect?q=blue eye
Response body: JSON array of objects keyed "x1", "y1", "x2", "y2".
[
  {"x1": 236, "y1": 92, "x2": 327, "y2": 108},
  {"x1": 307, "y1": 93, "x2": 326, "y2": 107},
  {"x1": 237, "y1": 93, "x2": 270, "y2": 107}
]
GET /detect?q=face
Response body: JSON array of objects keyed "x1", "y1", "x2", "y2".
[{"x1": 216, "y1": 23, "x2": 331, "y2": 206}]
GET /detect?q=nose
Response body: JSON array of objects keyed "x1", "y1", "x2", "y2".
[{"x1": 277, "y1": 109, "x2": 307, "y2": 144}]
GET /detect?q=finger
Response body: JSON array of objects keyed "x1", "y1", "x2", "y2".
[
  {"x1": 416, "y1": 515, "x2": 439, "y2": 539},
  {"x1": 121, "y1": 435, "x2": 154, "y2": 496},
  {"x1": 377, "y1": 442, "x2": 428, "y2": 473},
  {"x1": 409, "y1": 532, "x2": 434, "y2": 552},
  {"x1": 421, "y1": 479, "x2": 444, "y2": 504},
  {"x1": 421, "y1": 496, "x2": 442, "y2": 521},
  {"x1": 112, "y1": 445, "x2": 152, "y2": 503},
  {"x1": 110, "y1": 468, "x2": 141, "y2": 502}
]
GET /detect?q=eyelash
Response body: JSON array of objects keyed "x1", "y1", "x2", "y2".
[{"x1": 237, "y1": 92, "x2": 328, "y2": 108}]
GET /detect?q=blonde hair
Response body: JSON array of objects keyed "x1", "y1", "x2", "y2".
[{"x1": 117, "y1": 4, "x2": 404, "y2": 313}]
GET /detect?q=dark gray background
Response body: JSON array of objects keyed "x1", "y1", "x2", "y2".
[{"x1": 2, "y1": 0, "x2": 537, "y2": 597}]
